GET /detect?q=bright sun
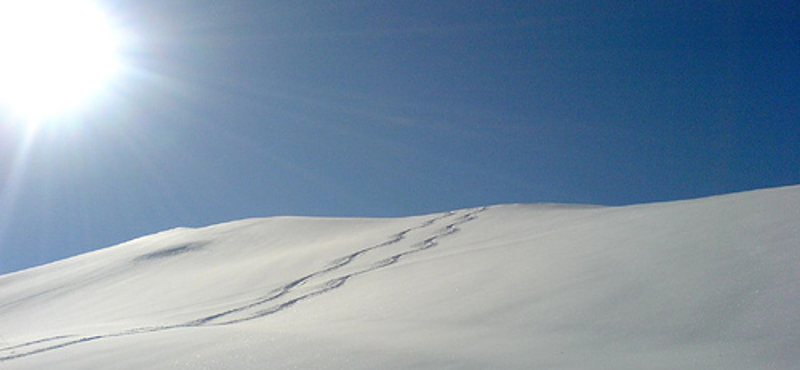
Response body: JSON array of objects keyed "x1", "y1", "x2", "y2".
[{"x1": 0, "y1": 0, "x2": 122, "y2": 124}]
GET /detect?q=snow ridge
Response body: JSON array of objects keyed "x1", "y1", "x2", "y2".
[{"x1": 0, "y1": 207, "x2": 487, "y2": 362}]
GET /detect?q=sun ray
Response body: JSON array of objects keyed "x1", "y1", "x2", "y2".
[{"x1": 0, "y1": 126, "x2": 39, "y2": 244}]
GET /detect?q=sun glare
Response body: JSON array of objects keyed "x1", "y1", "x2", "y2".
[{"x1": 0, "y1": 0, "x2": 123, "y2": 124}]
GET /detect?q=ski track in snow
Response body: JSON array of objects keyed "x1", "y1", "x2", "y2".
[{"x1": 0, "y1": 207, "x2": 487, "y2": 362}]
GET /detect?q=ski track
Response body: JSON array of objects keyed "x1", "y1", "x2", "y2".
[{"x1": 0, "y1": 207, "x2": 487, "y2": 362}]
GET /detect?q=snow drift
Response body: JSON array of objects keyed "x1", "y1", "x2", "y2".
[{"x1": 1, "y1": 185, "x2": 798, "y2": 369}]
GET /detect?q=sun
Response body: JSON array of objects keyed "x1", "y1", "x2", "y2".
[{"x1": 0, "y1": 0, "x2": 123, "y2": 124}]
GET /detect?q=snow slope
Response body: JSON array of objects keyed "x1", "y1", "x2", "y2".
[{"x1": 1, "y1": 185, "x2": 798, "y2": 369}]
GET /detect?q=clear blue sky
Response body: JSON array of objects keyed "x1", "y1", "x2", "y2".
[{"x1": 1, "y1": 0, "x2": 798, "y2": 274}]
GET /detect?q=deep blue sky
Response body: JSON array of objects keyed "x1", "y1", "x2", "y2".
[{"x1": 1, "y1": 0, "x2": 799, "y2": 274}]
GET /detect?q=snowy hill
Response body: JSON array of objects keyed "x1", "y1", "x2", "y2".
[{"x1": 1, "y1": 185, "x2": 799, "y2": 369}]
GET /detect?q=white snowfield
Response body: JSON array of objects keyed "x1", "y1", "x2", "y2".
[{"x1": 1, "y1": 186, "x2": 798, "y2": 369}]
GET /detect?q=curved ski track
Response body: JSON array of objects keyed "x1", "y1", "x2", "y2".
[{"x1": 0, "y1": 207, "x2": 486, "y2": 362}]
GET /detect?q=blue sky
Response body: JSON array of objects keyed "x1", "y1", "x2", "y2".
[{"x1": 1, "y1": 0, "x2": 799, "y2": 274}]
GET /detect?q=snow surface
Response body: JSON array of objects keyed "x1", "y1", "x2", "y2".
[{"x1": 1, "y1": 185, "x2": 799, "y2": 369}]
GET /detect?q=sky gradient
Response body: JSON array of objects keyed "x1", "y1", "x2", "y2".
[{"x1": 1, "y1": 0, "x2": 799, "y2": 274}]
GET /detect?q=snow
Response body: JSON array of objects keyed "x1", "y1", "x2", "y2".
[{"x1": 1, "y1": 185, "x2": 799, "y2": 369}]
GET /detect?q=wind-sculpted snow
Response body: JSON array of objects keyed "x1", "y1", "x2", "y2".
[
  {"x1": 132, "y1": 242, "x2": 208, "y2": 262},
  {"x1": 0, "y1": 207, "x2": 486, "y2": 362}
]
